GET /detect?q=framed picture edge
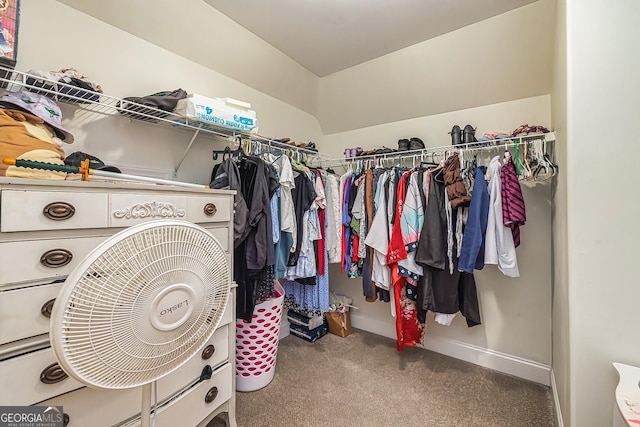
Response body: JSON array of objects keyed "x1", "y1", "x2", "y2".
[{"x1": 0, "y1": 0, "x2": 20, "y2": 68}]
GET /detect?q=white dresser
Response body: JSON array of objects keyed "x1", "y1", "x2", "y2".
[{"x1": 0, "y1": 177, "x2": 237, "y2": 427}]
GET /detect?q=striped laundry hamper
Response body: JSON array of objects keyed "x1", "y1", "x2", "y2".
[{"x1": 235, "y1": 281, "x2": 285, "y2": 392}]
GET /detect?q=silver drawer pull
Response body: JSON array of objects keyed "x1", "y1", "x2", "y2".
[
  {"x1": 40, "y1": 249, "x2": 73, "y2": 268},
  {"x1": 204, "y1": 203, "x2": 217, "y2": 216},
  {"x1": 41, "y1": 298, "x2": 56, "y2": 318},
  {"x1": 201, "y1": 344, "x2": 215, "y2": 360},
  {"x1": 43, "y1": 202, "x2": 76, "y2": 221},
  {"x1": 204, "y1": 386, "x2": 218, "y2": 404},
  {"x1": 40, "y1": 362, "x2": 68, "y2": 384}
]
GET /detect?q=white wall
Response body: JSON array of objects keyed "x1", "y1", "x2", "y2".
[
  {"x1": 58, "y1": 0, "x2": 319, "y2": 117},
  {"x1": 16, "y1": 0, "x2": 323, "y2": 185},
  {"x1": 317, "y1": 0, "x2": 555, "y2": 135},
  {"x1": 566, "y1": 1, "x2": 640, "y2": 425},
  {"x1": 324, "y1": 96, "x2": 554, "y2": 377},
  {"x1": 551, "y1": 0, "x2": 570, "y2": 425}
]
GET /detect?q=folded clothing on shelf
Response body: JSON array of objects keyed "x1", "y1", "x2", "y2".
[
  {"x1": 26, "y1": 68, "x2": 103, "y2": 104},
  {"x1": 289, "y1": 322, "x2": 328, "y2": 343},
  {"x1": 287, "y1": 310, "x2": 325, "y2": 330},
  {"x1": 118, "y1": 88, "x2": 188, "y2": 123}
]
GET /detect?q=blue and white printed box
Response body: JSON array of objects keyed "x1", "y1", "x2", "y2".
[{"x1": 175, "y1": 94, "x2": 258, "y2": 133}]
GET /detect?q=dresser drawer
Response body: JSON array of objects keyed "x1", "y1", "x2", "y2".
[
  {"x1": 0, "y1": 296, "x2": 232, "y2": 404},
  {"x1": 0, "y1": 347, "x2": 83, "y2": 406},
  {"x1": 38, "y1": 364, "x2": 233, "y2": 427},
  {"x1": 120, "y1": 363, "x2": 233, "y2": 427},
  {"x1": 186, "y1": 195, "x2": 232, "y2": 224},
  {"x1": 0, "y1": 282, "x2": 62, "y2": 345},
  {"x1": 109, "y1": 193, "x2": 187, "y2": 227},
  {"x1": 0, "y1": 236, "x2": 107, "y2": 287},
  {"x1": 205, "y1": 226, "x2": 230, "y2": 252},
  {"x1": 220, "y1": 289, "x2": 233, "y2": 327},
  {"x1": 156, "y1": 324, "x2": 229, "y2": 400},
  {"x1": 1, "y1": 190, "x2": 109, "y2": 232},
  {"x1": 39, "y1": 385, "x2": 140, "y2": 427},
  {"x1": 152, "y1": 364, "x2": 232, "y2": 427}
]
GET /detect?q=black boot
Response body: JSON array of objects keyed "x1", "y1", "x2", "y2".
[
  {"x1": 398, "y1": 138, "x2": 410, "y2": 151},
  {"x1": 450, "y1": 125, "x2": 462, "y2": 145},
  {"x1": 462, "y1": 125, "x2": 477, "y2": 144}
]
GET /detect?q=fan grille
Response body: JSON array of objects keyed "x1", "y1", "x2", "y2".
[{"x1": 51, "y1": 221, "x2": 230, "y2": 389}]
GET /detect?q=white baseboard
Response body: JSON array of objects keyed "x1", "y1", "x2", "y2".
[
  {"x1": 551, "y1": 370, "x2": 565, "y2": 427},
  {"x1": 350, "y1": 313, "x2": 551, "y2": 386}
]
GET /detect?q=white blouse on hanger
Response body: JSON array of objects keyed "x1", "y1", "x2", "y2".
[{"x1": 484, "y1": 156, "x2": 520, "y2": 278}]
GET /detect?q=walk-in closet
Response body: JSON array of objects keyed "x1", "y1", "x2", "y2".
[{"x1": 0, "y1": 1, "x2": 638, "y2": 427}]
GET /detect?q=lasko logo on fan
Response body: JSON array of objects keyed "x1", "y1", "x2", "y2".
[
  {"x1": 0, "y1": 406, "x2": 64, "y2": 427},
  {"x1": 160, "y1": 299, "x2": 189, "y2": 317}
]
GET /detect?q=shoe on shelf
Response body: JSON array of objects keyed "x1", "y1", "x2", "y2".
[
  {"x1": 375, "y1": 146, "x2": 396, "y2": 154},
  {"x1": 462, "y1": 125, "x2": 477, "y2": 144},
  {"x1": 450, "y1": 125, "x2": 462, "y2": 145},
  {"x1": 398, "y1": 138, "x2": 410, "y2": 151},
  {"x1": 297, "y1": 142, "x2": 318, "y2": 152},
  {"x1": 409, "y1": 137, "x2": 425, "y2": 150}
]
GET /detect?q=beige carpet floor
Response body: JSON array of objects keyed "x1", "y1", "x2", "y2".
[{"x1": 212, "y1": 329, "x2": 556, "y2": 427}]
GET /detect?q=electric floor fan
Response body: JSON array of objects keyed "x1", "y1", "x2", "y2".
[{"x1": 50, "y1": 220, "x2": 231, "y2": 427}]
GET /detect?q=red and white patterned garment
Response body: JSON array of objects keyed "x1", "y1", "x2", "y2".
[{"x1": 387, "y1": 170, "x2": 424, "y2": 351}]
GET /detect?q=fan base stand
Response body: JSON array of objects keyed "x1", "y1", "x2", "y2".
[{"x1": 141, "y1": 382, "x2": 152, "y2": 427}]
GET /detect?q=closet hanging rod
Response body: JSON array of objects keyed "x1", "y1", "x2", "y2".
[
  {"x1": 221, "y1": 136, "x2": 329, "y2": 161},
  {"x1": 311, "y1": 132, "x2": 556, "y2": 167},
  {"x1": 246, "y1": 135, "x2": 329, "y2": 159}
]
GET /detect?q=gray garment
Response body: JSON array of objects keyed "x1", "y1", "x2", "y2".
[
  {"x1": 415, "y1": 172, "x2": 481, "y2": 327},
  {"x1": 244, "y1": 157, "x2": 275, "y2": 271},
  {"x1": 209, "y1": 157, "x2": 249, "y2": 247}
]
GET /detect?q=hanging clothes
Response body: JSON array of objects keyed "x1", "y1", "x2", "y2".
[
  {"x1": 397, "y1": 171, "x2": 425, "y2": 284},
  {"x1": 323, "y1": 171, "x2": 342, "y2": 263},
  {"x1": 209, "y1": 155, "x2": 249, "y2": 246},
  {"x1": 443, "y1": 152, "x2": 471, "y2": 209},
  {"x1": 415, "y1": 170, "x2": 481, "y2": 328},
  {"x1": 283, "y1": 169, "x2": 330, "y2": 314},
  {"x1": 500, "y1": 157, "x2": 526, "y2": 247},
  {"x1": 327, "y1": 141, "x2": 542, "y2": 351},
  {"x1": 274, "y1": 154, "x2": 297, "y2": 250},
  {"x1": 225, "y1": 154, "x2": 279, "y2": 321},
  {"x1": 364, "y1": 170, "x2": 391, "y2": 291},
  {"x1": 287, "y1": 171, "x2": 316, "y2": 267},
  {"x1": 387, "y1": 170, "x2": 424, "y2": 351},
  {"x1": 484, "y1": 156, "x2": 520, "y2": 277},
  {"x1": 458, "y1": 166, "x2": 489, "y2": 273},
  {"x1": 314, "y1": 172, "x2": 327, "y2": 276},
  {"x1": 340, "y1": 170, "x2": 354, "y2": 274}
]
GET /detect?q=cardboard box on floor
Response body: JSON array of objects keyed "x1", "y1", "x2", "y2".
[{"x1": 325, "y1": 311, "x2": 352, "y2": 337}]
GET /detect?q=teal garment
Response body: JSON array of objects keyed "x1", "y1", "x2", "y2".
[{"x1": 275, "y1": 231, "x2": 294, "y2": 280}]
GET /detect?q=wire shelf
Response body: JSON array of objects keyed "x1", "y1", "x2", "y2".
[
  {"x1": 0, "y1": 65, "x2": 326, "y2": 160},
  {"x1": 310, "y1": 133, "x2": 557, "y2": 168}
]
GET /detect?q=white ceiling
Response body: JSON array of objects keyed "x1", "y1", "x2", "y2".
[{"x1": 203, "y1": 0, "x2": 538, "y2": 77}]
